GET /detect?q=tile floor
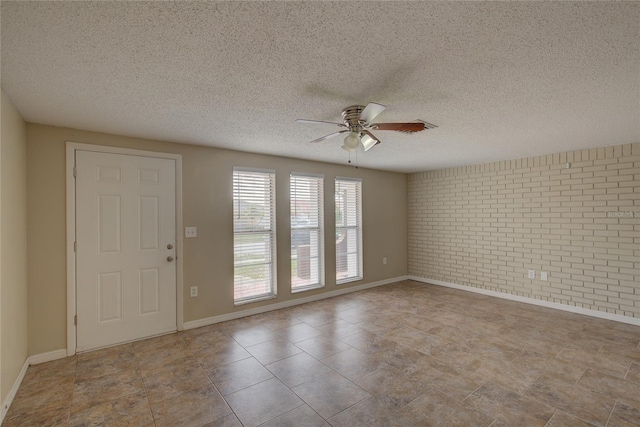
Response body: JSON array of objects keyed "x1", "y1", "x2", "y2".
[{"x1": 4, "y1": 280, "x2": 640, "y2": 427}]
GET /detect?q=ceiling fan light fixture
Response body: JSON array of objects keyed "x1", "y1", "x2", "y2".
[
  {"x1": 342, "y1": 132, "x2": 360, "y2": 151},
  {"x1": 360, "y1": 134, "x2": 377, "y2": 151}
]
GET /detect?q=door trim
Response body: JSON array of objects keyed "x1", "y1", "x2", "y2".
[{"x1": 66, "y1": 142, "x2": 183, "y2": 356}]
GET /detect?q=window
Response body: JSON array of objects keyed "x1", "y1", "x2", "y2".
[
  {"x1": 233, "y1": 168, "x2": 276, "y2": 303},
  {"x1": 335, "y1": 178, "x2": 362, "y2": 283},
  {"x1": 290, "y1": 174, "x2": 324, "y2": 292}
]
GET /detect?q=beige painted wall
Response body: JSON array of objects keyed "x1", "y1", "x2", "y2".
[
  {"x1": 1, "y1": 90, "x2": 28, "y2": 401},
  {"x1": 27, "y1": 123, "x2": 408, "y2": 355},
  {"x1": 409, "y1": 143, "x2": 640, "y2": 319}
]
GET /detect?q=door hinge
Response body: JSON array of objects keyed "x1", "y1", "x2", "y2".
[
  {"x1": 74, "y1": 315, "x2": 77, "y2": 326},
  {"x1": 74, "y1": 241, "x2": 77, "y2": 252},
  {"x1": 73, "y1": 166, "x2": 77, "y2": 178}
]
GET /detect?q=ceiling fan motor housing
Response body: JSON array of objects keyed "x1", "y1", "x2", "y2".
[{"x1": 341, "y1": 105, "x2": 366, "y2": 128}]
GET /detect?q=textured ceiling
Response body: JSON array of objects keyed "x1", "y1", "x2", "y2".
[{"x1": 1, "y1": 1, "x2": 639, "y2": 172}]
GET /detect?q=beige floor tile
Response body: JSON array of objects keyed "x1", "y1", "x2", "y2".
[
  {"x1": 259, "y1": 404, "x2": 329, "y2": 427},
  {"x1": 626, "y1": 363, "x2": 640, "y2": 383},
  {"x1": 557, "y1": 345, "x2": 631, "y2": 379},
  {"x1": 293, "y1": 309, "x2": 338, "y2": 327},
  {"x1": 462, "y1": 356, "x2": 540, "y2": 394},
  {"x1": 7, "y1": 375, "x2": 74, "y2": 418},
  {"x1": 71, "y1": 368, "x2": 145, "y2": 414},
  {"x1": 545, "y1": 410, "x2": 598, "y2": 427},
  {"x1": 192, "y1": 336, "x2": 252, "y2": 370},
  {"x1": 339, "y1": 330, "x2": 398, "y2": 354},
  {"x1": 315, "y1": 319, "x2": 365, "y2": 339},
  {"x1": 292, "y1": 371, "x2": 370, "y2": 418},
  {"x1": 356, "y1": 316, "x2": 403, "y2": 335},
  {"x1": 402, "y1": 388, "x2": 494, "y2": 427},
  {"x1": 230, "y1": 325, "x2": 280, "y2": 347},
  {"x1": 597, "y1": 343, "x2": 640, "y2": 366},
  {"x1": 258, "y1": 315, "x2": 303, "y2": 331},
  {"x1": 321, "y1": 347, "x2": 387, "y2": 381},
  {"x1": 68, "y1": 390, "x2": 153, "y2": 427},
  {"x1": 335, "y1": 306, "x2": 377, "y2": 324},
  {"x1": 76, "y1": 344, "x2": 138, "y2": 380},
  {"x1": 410, "y1": 363, "x2": 485, "y2": 401},
  {"x1": 511, "y1": 350, "x2": 587, "y2": 384},
  {"x1": 224, "y1": 378, "x2": 303, "y2": 427},
  {"x1": 401, "y1": 313, "x2": 444, "y2": 332},
  {"x1": 421, "y1": 339, "x2": 478, "y2": 368},
  {"x1": 20, "y1": 356, "x2": 77, "y2": 386},
  {"x1": 383, "y1": 326, "x2": 437, "y2": 350},
  {"x1": 206, "y1": 357, "x2": 273, "y2": 395},
  {"x1": 150, "y1": 384, "x2": 232, "y2": 427},
  {"x1": 134, "y1": 337, "x2": 191, "y2": 373},
  {"x1": 577, "y1": 368, "x2": 640, "y2": 408},
  {"x1": 182, "y1": 328, "x2": 229, "y2": 353},
  {"x1": 295, "y1": 334, "x2": 352, "y2": 359},
  {"x1": 2, "y1": 406, "x2": 70, "y2": 427},
  {"x1": 245, "y1": 338, "x2": 303, "y2": 365},
  {"x1": 464, "y1": 381, "x2": 555, "y2": 427},
  {"x1": 328, "y1": 395, "x2": 419, "y2": 427},
  {"x1": 468, "y1": 336, "x2": 523, "y2": 362},
  {"x1": 374, "y1": 344, "x2": 431, "y2": 375},
  {"x1": 607, "y1": 401, "x2": 640, "y2": 427},
  {"x1": 131, "y1": 332, "x2": 185, "y2": 354},
  {"x1": 141, "y1": 358, "x2": 211, "y2": 404},
  {"x1": 355, "y1": 365, "x2": 429, "y2": 410},
  {"x1": 266, "y1": 352, "x2": 331, "y2": 387},
  {"x1": 582, "y1": 324, "x2": 640, "y2": 347},
  {"x1": 7, "y1": 281, "x2": 640, "y2": 427},
  {"x1": 524, "y1": 375, "x2": 614, "y2": 427},
  {"x1": 201, "y1": 413, "x2": 243, "y2": 427},
  {"x1": 276, "y1": 322, "x2": 325, "y2": 343}
]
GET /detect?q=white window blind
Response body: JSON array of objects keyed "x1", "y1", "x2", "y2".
[
  {"x1": 233, "y1": 169, "x2": 276, "y2": 303},
  {"x1": 290, "y1": 174, "x2": 324, "y2": 292},
  {"x1": 335, "y1": 178, "x2": 362, "y2": 284}
]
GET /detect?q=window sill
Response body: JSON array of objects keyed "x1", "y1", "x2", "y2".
[
  {"x1": 234, "y1": 294, "x2": 277, "y2": 306},
  {"x1": 291, "y1": 284, "x2": 325, "y2": 294},
  {"x1": 336, "y1": 276, "x2": 362, "y2": 285}
]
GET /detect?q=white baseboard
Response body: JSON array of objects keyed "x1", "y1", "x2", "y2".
[
  {"x1": 0, "y1": 349, "x2": 69, "y2": 423},
  {"x1": 408, "y1": 276, "x2": 640, "y2": 326},
  {"x1": 184, "y1": 276, "x2": 409, "y2": 330},
  {"x1": 0, "y1": 358, "x2": 29, "y2": 424},
  {"x1": 29, "y1": 349, "x2": 69, "y2": 365}
]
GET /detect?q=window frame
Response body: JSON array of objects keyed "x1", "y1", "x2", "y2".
[
  {"x1": 290, "y1": 172, "x2": 325, "y2": 293},
  {"x1": 232, "y1": 167, "x2": 277, "y2": 305},
  {"x1": 335, "y1": 177, "x2": 363, "y2": 284}
]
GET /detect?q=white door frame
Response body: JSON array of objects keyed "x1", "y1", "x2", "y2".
[{"x1": 66, "y1": 142, "x2": 184, "y2": 356}]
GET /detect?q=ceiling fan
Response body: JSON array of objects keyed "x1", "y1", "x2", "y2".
[{"x1": 296, "y1": 103, "x2": 437, "y2": 152}]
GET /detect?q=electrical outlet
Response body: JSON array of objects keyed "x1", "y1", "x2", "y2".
[
  {"x1": 190, "y1": 286, "x2": 198, "y2": 297},
  {"x1": 528, "y1": 270, "x2": 535, "y2": 279},
  {"x1": 383, "y1": 257, "x2": 387, "y2": 265},
  {"x1": 541, "y1": 272, "x2": 548, "y2": 281},
  {"x1": 185, "y1": 227, "x2": 197, "y2": 238}
]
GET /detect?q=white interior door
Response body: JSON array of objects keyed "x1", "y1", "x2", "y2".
[{"x1": 75, "y1": 150, "x2": 177, "y2": 351}]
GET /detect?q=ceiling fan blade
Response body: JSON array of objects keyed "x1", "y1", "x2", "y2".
[
  {"x1": 359, "y1": 102, "x2": 386, "y2": 123},
  {"x1": 308, "y1": 130, "x2": 348, "y2": 144},
  {"x1": 361, "y1": 130, "x2": 381, "y2": 151},
  {"x1": 296, "y1": 119, "x2": 347, "y2": 127},
  {"x1": 414, "y1": 120, "x2": 438, "y2": 130},
  {"x1": 371, "y1": 122, "x2": 426, "y2": 132}
]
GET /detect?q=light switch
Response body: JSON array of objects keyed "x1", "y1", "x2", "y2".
[
  {"x1": 185, "y1": 227, "x2": 197, "y2": 238},
  {"x1": 541, "y1": 272, "x2": 548, "y2": 281}
]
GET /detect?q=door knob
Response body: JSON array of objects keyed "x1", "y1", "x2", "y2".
[
  {"x1": 167, "y1": 244, "x2": 173, "y2": 250},
  {"x1": 167, "y1": 256, "x2": 174, "y2": 262}
]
